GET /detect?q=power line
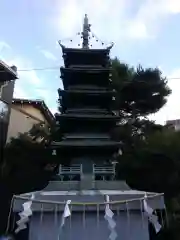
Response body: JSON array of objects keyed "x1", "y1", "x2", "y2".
[
  {"x1": 1, "y1": 66, "x2": 180, "y2": 80},
  {"x1": 0, "y1": 66, "x2": 60, "y2": 73},
  {"x1": 19, "y1": 66, "x2": 60, "y2": 72}
]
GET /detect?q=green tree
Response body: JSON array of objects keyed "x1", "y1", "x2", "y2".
[
  {"x1": 117, "y1": 129, "x2": 180, "y2": 196},
  {"x1": 2, "y1": 123, "x2": 57, "y2": 190},
  {"x1": 112, "y1": 58, "x2": 171, "y2": 119},
  {"x1": 116, "y1": 129, "x2": 180, "y2": 239},
  {"x1": 0, "y1": 123, "x2": 57, "y2": 235},
  {"x1": 111, "y1": 59, "x2": 180, "y2": 238},
  {"x1": 111, "y1": 57, "x2": 171, "y2": 150}
]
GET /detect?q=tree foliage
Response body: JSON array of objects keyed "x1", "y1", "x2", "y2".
[
  {"x1": 111, "y1": 58, "x2": 178, "y2": 199},
  {"x1": 111, "y1": 58, "x2": 180, "y2": 239},
  {"x1": 111, "y1": 58, "x2": 171, "y2": 118},
  {"x1": 117, "y1": 129, "x2": 180, "y2": 196},
  {"x1": 116, "y1": 129, "x2": 180, "y2": 239},
  {"x1": 0, "y1": 124, "x2": 57, "y2": 235},
  {"x1": 1, "y1": 123, "x2": 57, "y2": 194}
]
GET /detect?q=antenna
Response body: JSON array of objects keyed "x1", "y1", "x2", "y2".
[
  {"x1": 58, "y1": 14, "x2": 114, "y2": 49},
  {"x1": 82, "y1": 14, "x2": 91, "y2": 49}
]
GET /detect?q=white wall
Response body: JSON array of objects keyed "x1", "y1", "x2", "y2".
[{"x1": 7, "y1": 107, "x2": 42, "y2": 142}]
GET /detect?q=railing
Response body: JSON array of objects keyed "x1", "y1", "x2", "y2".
[
  {"x1": 93, "y1": 164, "x2": 115, "y2": 175},
  {"x1": 93, "y1": 164, "x2": 116, "y2": 181},
  {"x1": 57, "y1": 164, "x2": 82, "y2": 181},
  {"x1": 59, "y1": 164, "x2": 82, "y2": 175},
  {"x1": 57, "y1": 164, "x2": 116, "y2": 181}
]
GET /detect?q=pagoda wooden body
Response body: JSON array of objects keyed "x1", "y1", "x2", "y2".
[{"x1": 52, "y1": 45, "x2": 121, "y2": 179}]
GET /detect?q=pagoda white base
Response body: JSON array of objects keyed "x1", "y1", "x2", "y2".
[
  {"x1": 29, "y1": 212, "x2": 149, "y2": 240},
  {"x1": 13, "y1": 185, "x2": 164, "y2": 240}
]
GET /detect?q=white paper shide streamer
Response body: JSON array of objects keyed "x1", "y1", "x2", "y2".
[
  {"x1": 104, "y1": 195, "x2": 117, "y2": 240},
  {"x1": 143, "y1": 195, "x2": 162, "y2": 233},
  {"x1": 61, "y1": 200, "x2": 71, "y2": 227},
  {"x1": 15, "y1": 195, "x2": 34, "y2": 233}
]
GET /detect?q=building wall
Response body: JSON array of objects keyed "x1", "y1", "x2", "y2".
[
  {"x1": 0, "y1": 81, "x2": 16, "y2": 147},
  {"x1": 166, "y1": 119, "x2": 180, "y2": 131},
  {"x1": 6, "y1": 105, "x2": 46, "y2": 142},
  {"x1": 0, "y1": 80, "x2": 15, "y2": 104},
  {"x1": 29, "y1": 212, "x2": 149, "y2": 240},
  {"x1": 15, "y1": 104, "x2": 49, "y2": 124},
  {"x1": 0, "y1": 100, "x2": 9, "y2": 148}
]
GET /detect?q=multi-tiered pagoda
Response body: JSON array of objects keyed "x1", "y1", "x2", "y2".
[
  {"x1": 52, "y1": 14, "x2": 120, "y2": 181},
  {"x1": 12, "y1": 15, "x2": 165, "y2": 240}
]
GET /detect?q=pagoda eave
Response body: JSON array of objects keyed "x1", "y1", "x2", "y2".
[
  {"x1": 60, "y1": 67, "x2": 111, "y2": 74},
  {"x1": 61, "y1": 80, "x2": 111, "y2": 90},
  {"x1": 60, "y1": 67, "x2": 111, "y2": 89},
  {"x1": 51, "y1": 140, "x2": 121, "y2": 148},
  {"x1": 67, "y1": 85, "x2": 113, "y2": 91},
  {"x1": 64, "y1": 108, "x2": 110, "y2": 114},
  {"x1": 56, "y1": 114, "x2": 119, "y2": 121},
  {"x1": 58, "y1": 88, "x2": 115, "y2": 95}
]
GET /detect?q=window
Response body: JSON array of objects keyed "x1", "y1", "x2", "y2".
[
  {"x1": 0, "y1": 81, "x2": 8, "y2": 99},
  {"x1": 0, "y1": 99, "x2": 9, "y2": 147},
  {"x1": 0, "y1": 100, "x2": 8, "y2": 122}
]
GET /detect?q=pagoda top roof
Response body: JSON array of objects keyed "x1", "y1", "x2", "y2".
[
  {"x1": 60, "y1": 45, "x2": 112, "y2": 54},
  {"x1": 58, "y1": 14, "x2": 113, "y2": 68}
]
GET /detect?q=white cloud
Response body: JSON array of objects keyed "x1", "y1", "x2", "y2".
[
  {"x1": 150, "y1": 68, "x2": 180, "y2": 124},
  {"x1": 8, "y1": 57, "x2": 42, "y2": 86},
  {"x1": 52, "y1": 0, "x2": 180, "y2": 41},
  {"x1": 53, "y1": 0, "x2": 129, "y2": 43},
  {"x1": 35, "y1": 89, "x2": 51, "y2": 101},
  {"x1": 33, "y1": 88, "x2": 58, "y2": 112},
  {"x1": 13, "y1": 85, "x2": 30, "y2": 99},
  {"x1": 167, "y1": 69, "x2": 180, "y2": 79},
  {"x1": 0, "y1": 46, "x2": 41, "y2": 99},
  {"x1": 165, "y1": 0, "x2": 180, "y2": 14},
  {"x1": 50, "y1": 107, "x2": 58, "y2": 114},
  {"x1": 127, "y1": 21, "x2": 148, "y2": 39},
  {"x1": 0, "y1": 41, "x2": 11, "y2": 53},
  {"x1": 1, "y1": 42, "x2": 56, "y2": 111},
  {"x1": 127, "y1": 0, "x2": 180, "y2": 39},
  {"x1": 4, "y1": 56, "x2": 45, "y2": 102},
  {"x1": 0, "y1": 42, "x2": 57, "y2": 111},
  {"x1": 40, "y1": 49, "x2": 57, "y2": 61},
  {"x1": 21, "y1": 68, "x2": 42, "y2": 86}
]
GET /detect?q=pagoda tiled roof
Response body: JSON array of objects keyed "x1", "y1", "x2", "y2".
[
  {"x1": 56, "y1": 113, "x2": 119, "y2": 120},
  {"x1": 51, "y1": 139, "x2": 121, "y2": 147}
]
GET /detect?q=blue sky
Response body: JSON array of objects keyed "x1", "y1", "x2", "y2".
[{"x1": 1, "y1": 0, "x2": 180, "y2": 124}]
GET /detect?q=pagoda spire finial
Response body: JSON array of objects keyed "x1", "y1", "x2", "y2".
[{"x1": 82, "y1": 14, "x2": 91, "y2": 49}]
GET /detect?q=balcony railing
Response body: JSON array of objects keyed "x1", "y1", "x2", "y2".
[
  {"x1": 93, "y1": 164, "x2": 116, "y2": 180},
  {"x1": 57, "y1": 164, "x2": 116, "y2": 181},
  {"x1": 93, "y1": 164, "x2": 115, "y2": 175},
  {"x1": 58, "y1": 164, "x2": 82, "y2": 181},
  {"x1": 59, "y1": 164, "x2": 82, "y2": 175}
]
